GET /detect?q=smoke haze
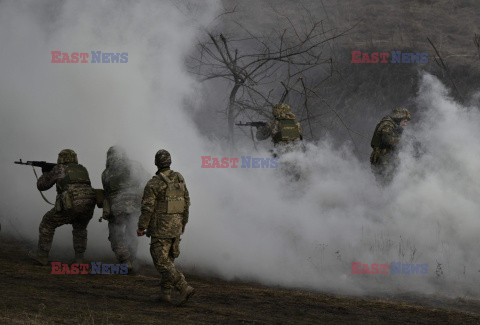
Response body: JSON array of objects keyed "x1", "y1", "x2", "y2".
[{"x1": 1, "y1": 0, "x2": 480, "y2": 299}]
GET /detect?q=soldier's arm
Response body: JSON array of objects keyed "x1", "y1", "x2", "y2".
[
  {"x1": 380, "y1": 125, "x2": 400, "y2": 148},
  {"x1": 255, "y1": 121, "x2": 273, "y2": 141},
  {"x1": 137, "y1": 179, "x2": 157, "y2": 230},
  {"x1": 37, "y1": 164, "x2": 64, "y2": 191}
]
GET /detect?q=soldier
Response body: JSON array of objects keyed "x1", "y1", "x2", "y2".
[
  {"x1": 101, "y1": 146, "x2": 148, "y2": 271},
  {"x1": 29, "y1": 149, "x2": 96, "y2": 265},
  {"x1": 137, "y1": 149, "x2": 194, "y2": 305},
  {"x1": 256, "y1": 103, "x2": 304, "y2": 180},
  {"x1": 370, "y1": 107, "x2": 412, "y2": 184},
  {"x1": 256, "y1": 103, "x2": 303, "y2": 147}
]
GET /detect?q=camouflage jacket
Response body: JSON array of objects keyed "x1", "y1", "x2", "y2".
[
  {"x1": 256, "y1": 115, "x2": 303, "y2": 145},
  {"x1": 37, "y1": 163, "x2": 95, "y2": 208},
  {"x1": 370, "y1": 116, "x2": 402, "y2": 151},
  {"x1": 138, "y1": 168, "x2": 190, "y2": 238},
  {"x1": 101, "y1": 159, "x2": 147, "y2": 218}
]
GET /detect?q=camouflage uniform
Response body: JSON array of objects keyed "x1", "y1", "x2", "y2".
[
  {"x1": 138, "y1": 150, "x2": 193, "y2": 303},
  {"x1": 101, "y1": 146, "x2": 147, "y2": 266},
  {"x1": 33, "y1": 149, "x2": 96, "y2": 264},
  {"x1": 256, "y1": 103, "x2": 303, "y2": 146},
  {"x1": 370, "y1": 108, "x2": 411, "y2": 184}
]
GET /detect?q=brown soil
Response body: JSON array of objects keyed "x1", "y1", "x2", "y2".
[{"x1": 1, "y1": 235, "x2": 479, "y2": 324}]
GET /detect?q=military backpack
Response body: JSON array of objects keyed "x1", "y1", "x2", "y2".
[
  {"x1": 55, "y1": 164, "x2": 94, "y2": 212},
  {"x1": 272, "y1": 119, "x2": 301, "y2": 143},
  {"x1": 157, "y1": 172, "x2": 186, "y2": 214}
]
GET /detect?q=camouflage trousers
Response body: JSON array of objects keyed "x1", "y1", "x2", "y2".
[
  {"x1": 38, "y1": 207, "x2": 94, "y2": 255},
  {"x1": 150, "y1": 237, "x2": 187, "y2": 292},
  {"x1": 370, "y1": 149, "x2": 397, "y2": 185},
  {"x1": 108, "y1": 214, "x2": 138, "y2": 263}
]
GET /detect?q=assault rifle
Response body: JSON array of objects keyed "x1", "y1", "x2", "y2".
[
  {"x1": 14, "y1": 159, "x2": 56, "y2": 173},
  {"x1": 235, "y1": 121, "x2": 266, "y2": 127}
]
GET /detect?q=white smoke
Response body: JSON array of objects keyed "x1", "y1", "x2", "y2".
[
  {"x1": 1, "y1": 0, "x2": 480, "y2": 299},
  {"x1": 183, "y1": 74, "x2": 480, "y2": 297},
  {"x1": 0, "y1": 0, "x2": 220, "y2": 256}
]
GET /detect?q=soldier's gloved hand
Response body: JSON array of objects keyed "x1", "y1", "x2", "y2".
[
  {"x1": 41, "y1": 166, "x2": 49, "y2": 174},
  {"x1": 137, "y1": 228, "x2": 145, "y2": 237}
]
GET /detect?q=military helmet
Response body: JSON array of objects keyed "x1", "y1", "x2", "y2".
[
  {"x1": 106, "y1": 145, "x2": 127, "y2": 161},
  {"x1": 106, "y1": 145, "x2": 127, "y2": 168},
  {"x1": 57, "y1": 149, "x2": 78, "y2": 164},
  {"x1": 155, "y1": 149, "x2": 171, "y2": 168},
  {"x1": 390, "y1": 107, "x2": 411, "y2": 121},
  {"x1": 272, "y1": 103, "x2": 291, "y2": 118}
]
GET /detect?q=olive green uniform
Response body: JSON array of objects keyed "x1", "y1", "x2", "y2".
[
  {"x1": 36, "y1": 161, "x2": 96, "y2": 257},
  {"x1": 256, "y1": 103, "x2": 303, "y2": 146},
  {"x1": 370, "y1": 108, "x2": 411, "y2": 184}
]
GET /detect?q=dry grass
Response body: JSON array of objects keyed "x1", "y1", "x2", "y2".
[{"x1": 1, "y1": 235, "x2": 480, "y2": 324}]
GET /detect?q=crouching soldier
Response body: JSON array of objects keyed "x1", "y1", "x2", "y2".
[{"x1": 29, "y1": 149, "x2": 96, "y2": 265}]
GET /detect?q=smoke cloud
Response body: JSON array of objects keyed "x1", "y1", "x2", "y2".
[{"x1": 1, "y1": 0, "x2": 479, "y2": 299}]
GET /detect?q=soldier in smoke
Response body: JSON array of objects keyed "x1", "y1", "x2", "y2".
[
  {"x1": 137, "y1": 149, "x2": 194, "y2": 305},
  {"x1": 370, "y1": 107, "x2": 412, "y2": 184},
  {"x1": 101, "y1": 146, "x2": 148, "y2": 272},
  {"x1": 29, "y1": 149, "x2": 96, "y2": 265},
  {"x1": 256, "y1": 103, "x2": 303, "y2": 148},
  {"x1": 256, "y1": 103, "x2": 304, "y2": 180}
]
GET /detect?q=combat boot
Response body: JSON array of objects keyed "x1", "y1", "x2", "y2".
[
  {"x1": 120, "y1": 259, "x2": 134, "y2": 274},
  {"x1": 151, "y1": 289, "x2": 172, "y2": 304},
  {"x1": 74, "y1": 252, "x2": 85, "y2": 264},
  {"x1": 28, "y1": 250, "x2": 49, "y2": 266},
  {"x1": 177, "y1": 286, "x2": 195, "y2": 306}
]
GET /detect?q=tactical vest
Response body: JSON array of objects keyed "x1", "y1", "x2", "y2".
[
  {"x1": 157, "y1": 172, "x2": 186, "y2": 214},
  {"x1": 370, "y1": 117, "x2": 396, "y2": 148},
  {"x1": 272, "y1": 119, "x2": 301, "y2": 143},
  {"x1": 56, "y1": 164, "x2": 91, "y2": 192},
  {"x1": 55, "y1": 164, "x2": 94, "y2": 212}
]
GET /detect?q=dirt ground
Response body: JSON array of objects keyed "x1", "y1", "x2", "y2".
[{"x1": 1, "y1": 235, "x2": 479, "y2": 324}]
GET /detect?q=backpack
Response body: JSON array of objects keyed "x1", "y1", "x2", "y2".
[
  {"x1": 273, "y1": 119, "x2": 302, "y2": 143},
  {"x1": 158, "y1": 172, "x2": 186, "y2": 214},
  {"x1": 55, "y1": 164, "x2": 94, "y2": 212}
]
